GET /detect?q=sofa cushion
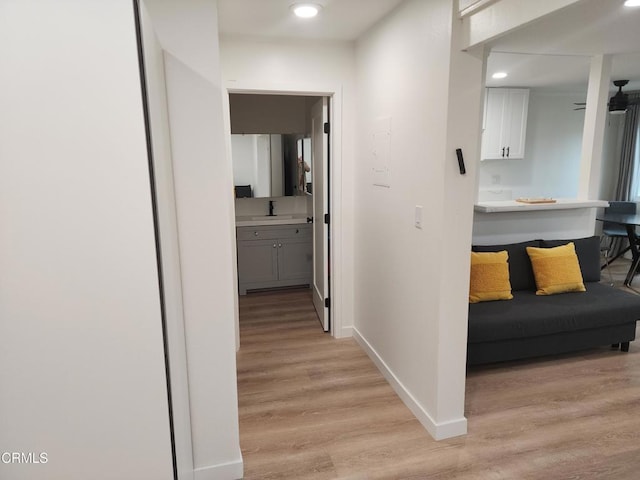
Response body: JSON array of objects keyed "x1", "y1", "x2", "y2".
[
  {"x1": 541, "y1": 236, "x2": 601, "y2": 282},
  {"x1": 472, "y1": 240, "x2": 541, "y2": 291},
  {"x1": 469, "y1": 251, "x2": 513, "y2": 303},
  {"x1": 526, "y1": 242, "x2": 586, "y2": 295},
  {"x1": 468, "y1": 282, "x2": 640, "y2": 343}
]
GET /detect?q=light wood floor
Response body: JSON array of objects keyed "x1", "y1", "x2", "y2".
[{"x1": 236, "y1": 281, "x2": 640, "y2": 479}]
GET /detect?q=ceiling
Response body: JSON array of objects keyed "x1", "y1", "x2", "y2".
[
  {"x1": 216, "y1": 0, "x2": 640, "y2": 93},
  {"x1": 216, "y1": 0, "x2": 404, "y2": 41},
  {"x1": 485, "y1": 0, "x2": 640, "y2": 92}
]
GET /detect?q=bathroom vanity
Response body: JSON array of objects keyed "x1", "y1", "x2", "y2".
[{"x1": 236, "y1": 215, "x2": 312, "y2": 295}]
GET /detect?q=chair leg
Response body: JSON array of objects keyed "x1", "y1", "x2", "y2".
[
  {"x1": 626, "y1": 252, "x2": 640, "y2": 287},
  {"x1": 601, "y1": 247, "x2": 615, "y2": 286},
  {"x1": 606, "y1": 245, "x2": 631, "y2": 266}
]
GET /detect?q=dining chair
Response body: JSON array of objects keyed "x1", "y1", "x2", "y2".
[{"x1": 602, "y1": 201, "x2": 636, "y2": 265}]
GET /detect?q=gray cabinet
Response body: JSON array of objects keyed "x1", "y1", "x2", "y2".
[{"x1": 236, "y1": 224, "x2": 312, "y2": 294}]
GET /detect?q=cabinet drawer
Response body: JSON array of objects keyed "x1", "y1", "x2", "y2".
[{"x1": 237, "y1": 224, "x2": 311, "y2": 241}]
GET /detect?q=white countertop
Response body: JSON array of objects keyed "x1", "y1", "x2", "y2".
[
  {"x1": 474, "y1": 198, "x2": 609, "y2": 213},
  {"x1": 235, "y1": 213, "x2": 310, "y2": 227}
]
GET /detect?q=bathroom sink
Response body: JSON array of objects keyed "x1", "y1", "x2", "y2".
[{"x1": 251, "y1": 215, "x2": 293, "y2": 221}]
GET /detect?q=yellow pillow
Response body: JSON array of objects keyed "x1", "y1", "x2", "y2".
[
  {"x1": 469, "y1": 251, "x2": 513, "y2": 303},
  {"x1": 526, "y1": 242, "x2": 586, "y2": 295}
]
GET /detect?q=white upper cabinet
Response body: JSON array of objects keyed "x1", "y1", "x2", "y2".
[{"x1": 481, "y1": 88, "x2": 529, "y2": 160}]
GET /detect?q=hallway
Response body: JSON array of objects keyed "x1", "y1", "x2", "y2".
[
  {"x1": 236, "y1": 288, "x2": 435, "y2": 479},
  {"x1": 236, "y1": 288, "x2": 640, "y2": 479}
]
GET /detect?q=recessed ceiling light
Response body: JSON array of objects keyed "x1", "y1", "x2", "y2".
[
  {"x1": 291, "y1": 3, "x2": 321, "y2": 18},
  {"x1": 625, "y1": 0, "x2": 640, "y2": 6},
  {"x1": 492, "y1": 72, "x2": 508, "y2": 79}
]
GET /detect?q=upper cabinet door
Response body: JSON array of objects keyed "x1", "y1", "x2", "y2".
[
  {"x1": 481, "y1": 88, "x2": 509, "y2": 160},
  {"x1": 481, "y1": 88, "x2": 529, "y2": 160},
  {"x1": 504, "y1": 88, "x2": 529, "y2": 159}
]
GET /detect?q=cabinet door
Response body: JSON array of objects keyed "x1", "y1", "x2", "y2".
[
  {"x1": 277, "y1": 236, "x2": 313, "y2": 282},
  {"x1": 237, "y1": 239, "x2": 279, "y2": 284},
  {"x1": 481, "y1": 88, "x2": 529, "y2": 160},
  {"x1": 481, "y1": 88, "x2": 508, "y2": 160},
  {"x1": 503, "y1": 88, "x2": 529, "y2": 159}
]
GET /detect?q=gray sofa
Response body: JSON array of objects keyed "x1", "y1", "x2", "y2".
[{"x1": 468, "y1": 236, "x2": 640, "y2": 365}]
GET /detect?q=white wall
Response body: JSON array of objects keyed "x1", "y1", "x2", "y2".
[
  {"x1": 0, "y1": 1, "x2": 173, "y2": 479},
  {"x1": 142, "y1": 1, "x2": 243, "y2": 478},
  {"x1": 139, "y1": 2, "x2": 194, "y2": 478},
  {"x1": 478, "y1": 89, "x2": 586, "y2": 199},
  {"x1": 354, "y1": 0, "x2": 483, "y2": 439},
  {"x1": 220, "y1": 35, "x2": 357, "y2": 338}
]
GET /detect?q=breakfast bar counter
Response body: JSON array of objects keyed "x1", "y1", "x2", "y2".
[
  {"x1": 473, "y1": 199, "x2": 609, "y2": 245},
  {"x1": 474, "y1": 199, "x2": 609, "y2": 213}
]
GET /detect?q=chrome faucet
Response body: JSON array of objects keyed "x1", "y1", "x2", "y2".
[{"x1": 268, "y1": 200, "x2": 275, "y2": 216}]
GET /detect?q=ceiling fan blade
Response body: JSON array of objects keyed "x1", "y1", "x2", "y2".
[
  {"x1": 574, "y1": 102, "x2": 586, "y2": 105},
  {"x1": 574, "y1": 107, "x2": 586, "y2": 111}
]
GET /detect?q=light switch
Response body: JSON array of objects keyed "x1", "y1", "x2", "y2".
[{"x1": 415, "y1": 205, "x2": 423, "y2": 229}]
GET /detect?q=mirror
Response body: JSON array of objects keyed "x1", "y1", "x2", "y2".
[{"x1": 232, "y1": 133, "x2": 312, "y2": 198}]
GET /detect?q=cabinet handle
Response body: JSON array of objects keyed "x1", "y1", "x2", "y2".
[
  {"x1": 254, "y1": 231, "x2": 259, "y2": 236},
  {"x1": 501, "y1": 147, "x2": 505, "y2": 157},
  {"x1": 273, "y1": 244, "x2": 277, "y2": 248},
  {"x1": 506, "y1": 146, "x2": 510, "y2": 157},
  {"x1": 278, "y1": 243, "x2": 282, "y2": 248},
  {"x1": 296, "y1": 229, "x2": 299, "y2": 234}
]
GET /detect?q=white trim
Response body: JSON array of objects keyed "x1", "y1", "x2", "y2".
[
  {"x1": 224, "y1": 81, "x2": 344, "y2": 339},
  {"x1": 193, "y1": 459, "x2": 243, "y2": 480},
  {"x1": 353, "y1": 328, "x2": 467, "y2": 441},
  {"x1": 458, "y1": 0, "x2": 499, "y2": 18},
  {"x1": 339, "y1": 326, "x2": 354, "y2": 338}
]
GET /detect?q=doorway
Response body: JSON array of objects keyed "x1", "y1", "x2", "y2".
[{"x1": 228, "y1": 92, "x2": 332, "y2": 333}]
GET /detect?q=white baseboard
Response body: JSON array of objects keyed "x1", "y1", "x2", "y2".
[
  {"x1": 338, "y1": 325, "x2": 353, "y2": 338},
  {"x1": 193, "y1": 458, "x2": 243, "y2": 480},
  {"x1": 352, "y1": 327, "x2": 467, "y2": 441}
]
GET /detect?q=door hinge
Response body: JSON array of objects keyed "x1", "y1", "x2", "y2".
[
  {"x1": 324, "y1": 122, "x2": 330, "y2": 134},
  {"x1": 324, "y1": 213, "x2": 330, "y2": 225},
  {"x1": 324, "y1": 297, "x2": 331, "y2": 308}
]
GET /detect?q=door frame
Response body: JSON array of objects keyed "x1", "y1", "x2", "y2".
[{"x1": 222, "y1": 82, "x2": 344, "y2": 340}]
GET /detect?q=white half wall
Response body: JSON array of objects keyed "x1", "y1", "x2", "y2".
[
  {"x1": 473, "y1": 208, "x2": 598, "y2": 245},
  {"x1": 354, "y1": 0, "x2": 483, "y2": 440},
  {"x1": 0, "y1": 1, "x2": 173, "y2": 479}
]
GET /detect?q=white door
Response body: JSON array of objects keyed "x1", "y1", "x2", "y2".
[{"x1": 311, "y1": 97, "x2": 330, "y2": 332}]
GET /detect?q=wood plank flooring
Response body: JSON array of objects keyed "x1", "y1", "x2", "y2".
[{"x1": 236, "y1": 286, "x2": 640, "y2": 480}]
